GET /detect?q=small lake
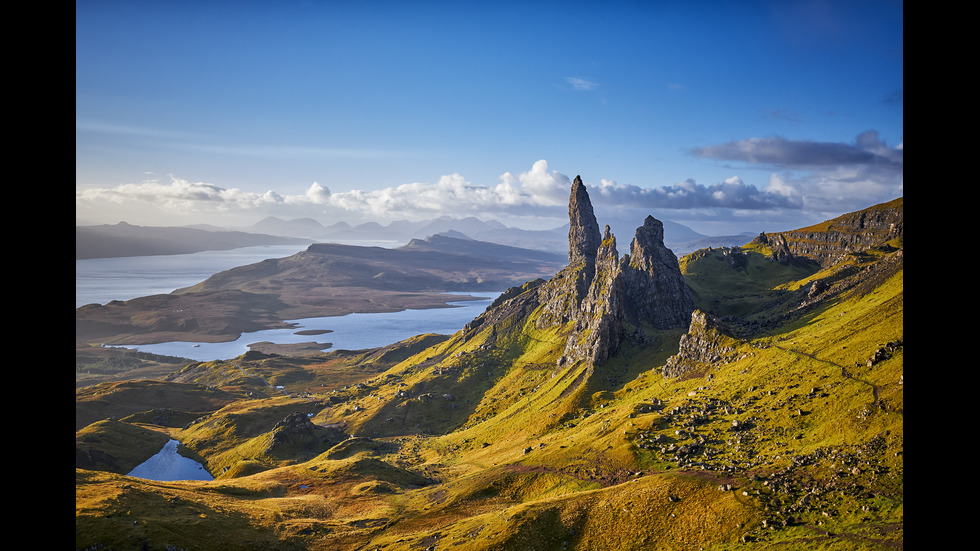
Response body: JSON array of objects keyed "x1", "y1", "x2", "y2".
[
  {"x1": 126, "y1": 439, "x2": 214, "y2": 482},
  {"x1": 116, "y1": 292, "x2": 500, "y2": 362}
]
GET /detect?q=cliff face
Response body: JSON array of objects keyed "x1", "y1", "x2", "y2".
[
  {"x1": 754, "y1": 197, "x2": 903, "y2": 267},
  {"x1": 536, "y1": 177, "x2": 695, "y2": 368}
]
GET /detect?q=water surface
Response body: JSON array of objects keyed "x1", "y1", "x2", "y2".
[
  {"x1": 75, "y1": 244, "x2": 312, "y2": 308},
  {"x1": 78, "y1": 244, "x2": 501, "y2": 361},
  {"x1": 126, "y1": 439, "x2": 214, "y2": 482},
  {"x1": 120, "y1": 292, "x2": 499, "y2": 361}
]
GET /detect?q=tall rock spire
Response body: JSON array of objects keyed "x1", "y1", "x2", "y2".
[
  {"x1": 540, "y1": 175, "x2": 695, "y2": 370},
  {"x1": 560, "y1": 225, "x2": 626, "y2": 367},
  {"x1": 567, "y1": 176, "x2": 602, "y2": 267},
  {"x1": 624, "y1": 216, "x2": 695, "y2": 329}
]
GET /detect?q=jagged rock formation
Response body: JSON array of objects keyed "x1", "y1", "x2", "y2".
[
  {"x1": 537, "y1": 177, "x2": 695, "y2": 368},
  {"x1": 663, "y1": 310, "x2": 740, "y2": 378},
  {"x1": 721, "y1": 246, "x2": 748, "y2": 270},
  {"x1": 623, "y1": 216, "x2": 696, "y2": 328},
  {"x1": 754, "y1": 197, "x2": 903, "y2": 267},
  {"x1": 753, "y1": 232, "x2": 796, "y2": 265},
  {"x1": 415, "y1": 176, "x2": 696, "y2": 371},
  {"x1": 560, "y1": 225, "x2": 626, "y2": 366},
  {"x1": 567, "y1": 175, "x2": 603, "y2": 267}
]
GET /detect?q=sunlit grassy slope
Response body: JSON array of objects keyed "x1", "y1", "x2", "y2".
[{"x1": 76, "y1": 237, "x2": 902, "y2": 550}]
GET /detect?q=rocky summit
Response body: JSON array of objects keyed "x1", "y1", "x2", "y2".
[
  {"x1": 543, "y1": 178, "x2": 695, "y2": 368},
  {"x1": 567, "y1": 175, "x2": 603, "y2": 267}
]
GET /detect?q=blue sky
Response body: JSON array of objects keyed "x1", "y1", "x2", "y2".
[{"x1": 76, "y1": 0, "x2": 903, "y2": 236}]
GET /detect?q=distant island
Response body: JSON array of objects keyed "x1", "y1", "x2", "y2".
[
  {"x1": 75, "y1": 233, "x2": 568, "y2": 346},
  {"x1": 75, "y1": 222, "x2": 312, "y2": 260}
]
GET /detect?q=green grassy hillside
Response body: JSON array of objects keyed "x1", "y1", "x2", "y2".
[{"x1": 76, "y1": 209, "x2": 902, "y2": 550}]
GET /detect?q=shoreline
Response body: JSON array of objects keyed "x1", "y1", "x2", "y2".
[
  {"x1": 77, "y1": 291, "x2": 489, "y2": 347},
  {"x1": 88, "y1": 292, "x2": 502, "y2": 363}
]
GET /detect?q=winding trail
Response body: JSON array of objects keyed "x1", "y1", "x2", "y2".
[{"x1": 772, "y1": 346, "x2": 881, "y2": 405}]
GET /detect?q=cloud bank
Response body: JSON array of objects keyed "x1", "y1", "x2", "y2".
[
  {"x1": 691, "y1": 130, "x2": 902, "y2": 171},
  {"x1": 75, "y1": 160, "x2": 575, "y2": 228},
  {"x1": 76, "y1": 132, "x2": 903, "y2": 233},
  {"x1": 592, "y1": 176, "x2": 801, "y2": 210},
  {"x1": 689, "y1": 130, "x2": 903, "y2": 213}
]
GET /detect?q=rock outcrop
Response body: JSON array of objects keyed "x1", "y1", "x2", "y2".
[
  {"x1": 623, "y1": 216, "x2": 696, "y2": 329},
  {"x1": 560, "y1": 225, "x2": 626, "y2": 367},
  {"x1": 538, "y1": 177, "x2": 695, "y2": 368},
  {"x1": 462, "y1": 278, "x2": 546, "y2": 345},
  {"x1": 663, "y1": 310, "x2": 739, "y2": 378},
  {"x1": 264, "y1": 412, "x2": 346, "y2": 458},
  {"x1": 753, "y1": 197, "x2": 903, "y2": 267}
]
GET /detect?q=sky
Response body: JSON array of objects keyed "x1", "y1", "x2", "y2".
[{"x1": 76, "y1": 0, "x2": 903, "y2": 236}]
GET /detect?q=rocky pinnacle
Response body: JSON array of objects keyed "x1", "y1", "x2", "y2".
[
  {"x1": 543, "y1": 176, "x2": 696, "y2": 368},
  {"x1": 625, "y1": 215, "x2": 695, "y2": 329},
  {"x1": 567, "y1": 176, "x2": 602, "y2": 267}
]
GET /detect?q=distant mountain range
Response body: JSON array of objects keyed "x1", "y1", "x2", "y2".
[
  {"x1": 238, "y1": 215, "x2": 753, "y2": 257},
  {"x1": 243, "y1": 215, "x2": 565, "y2": 251},
  {"x1": 76, "y1": 215, "x2": 754, "y2": 260}
]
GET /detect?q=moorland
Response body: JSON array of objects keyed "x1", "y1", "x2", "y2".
[{"x1": 76, "y1": 180, "x2": 903, "y2": 550}]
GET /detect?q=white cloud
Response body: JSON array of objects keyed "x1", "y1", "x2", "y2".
[
  {"x1": 76, "y1": 158, "x2": 810, "y2": 230},
  {"x1": 76, "y1": 176, "x2": 319, "y2": 225},
  {"x1": 76, "y1": 143, "x2": 900, "y2": 235},
  {"x1": 765, "y1": 173, "x2": 798, "y2": 198},
  {"x1": 496, "y1": 159, "x2": 570, "y2": 207},
  {"x1": 75, "y1": 161, "x2": 577, "y2": 227},
  {"x1": 297, "y1": 182, "x2": 331, "y2": 204},
  {"x1": 565, "y1": 77, "x2": 599, "y2": 91},
  {"x1": 323, "y1": 160, "x2": 570, "y2": 219}
]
